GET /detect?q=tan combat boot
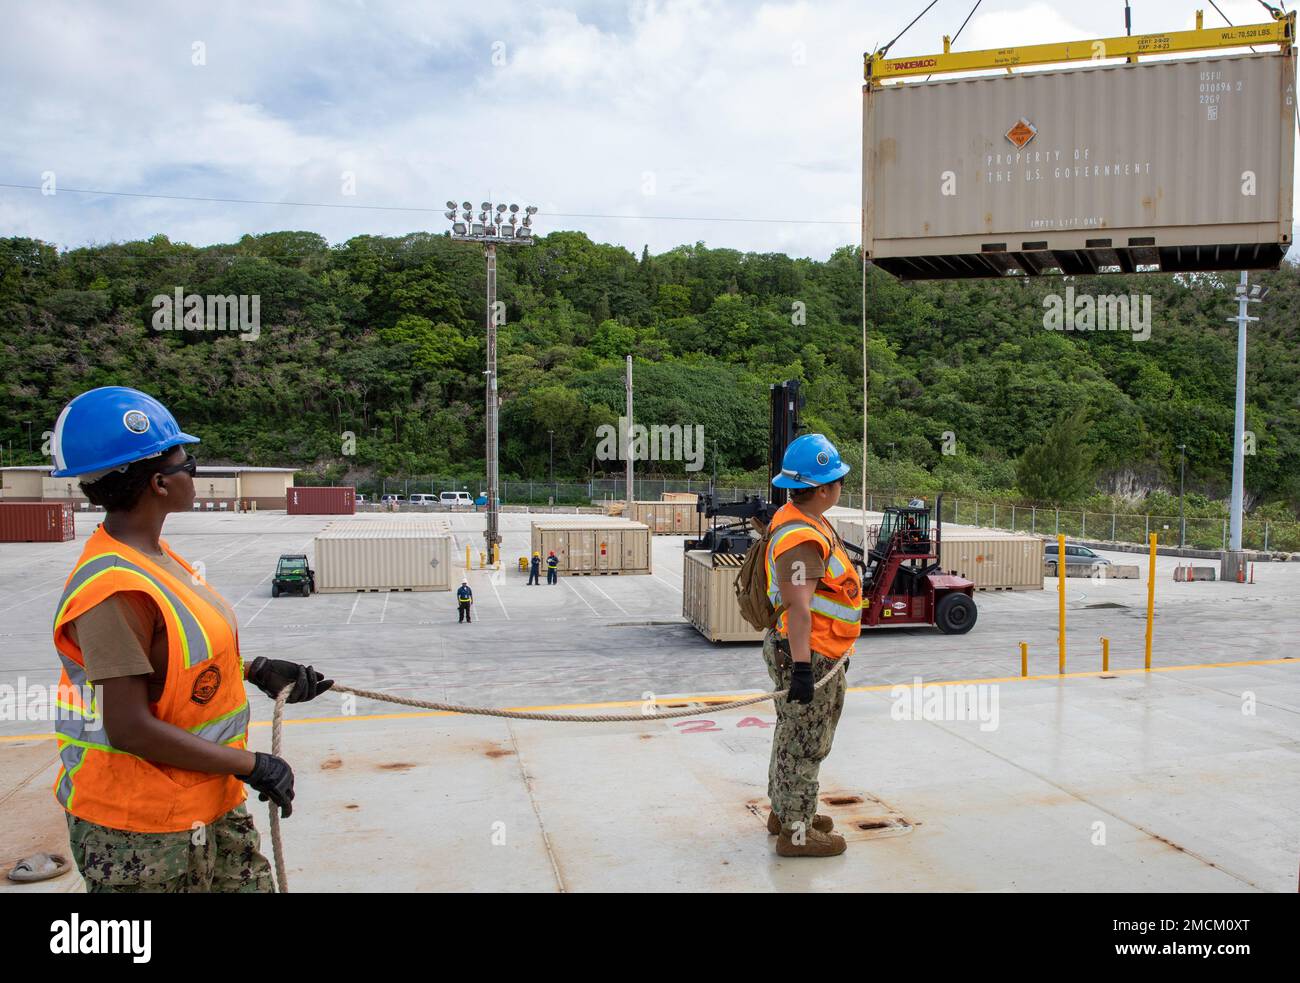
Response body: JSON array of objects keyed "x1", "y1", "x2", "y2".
[
  {"x1": 767, "y1": 810, "x2": 833, "y2": 836},
  {"x1": 775, "y1": 825, "x2": 847, "y2": 858}
]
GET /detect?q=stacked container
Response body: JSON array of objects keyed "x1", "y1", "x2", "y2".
[
  {"x1": 530, "y1": 520, "x2": 651, "y2": 575},
  {"x1": 630, "y1": 501, "x2": 704, "y2": 537},
  {"x1": 836, "y1": 518, "x2": 1043, "y2": 591}
]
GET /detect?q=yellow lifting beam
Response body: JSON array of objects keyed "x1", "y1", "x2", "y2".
[{"x1": 865, "y1": 8, "x2": 1295, "y2": 86}]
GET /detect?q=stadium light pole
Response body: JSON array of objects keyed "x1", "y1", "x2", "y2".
[
  {"x1": 1228, "y1": 274, "x2": 1267, "y2": 559},
  {"x1": 1177, "y1": 443, "x2": 1186, "y2": 548},
  {"x1": 446, "y1": 199, "x2": 538, "y2": 560}
]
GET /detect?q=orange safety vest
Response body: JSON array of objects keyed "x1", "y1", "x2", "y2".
[
  {"x1": 765, "y1": 502, "x2": 863, "y2": 659},
  {"x1": 51, "y1": 525, "x2": 248, "y2": 833}
]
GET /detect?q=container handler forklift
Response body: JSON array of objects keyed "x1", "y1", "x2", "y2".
[{"x1": 685, "y1": 380, "x2": 976, "y2": 635}]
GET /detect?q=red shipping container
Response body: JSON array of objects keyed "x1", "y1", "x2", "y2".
[
  {"x1": 0, "y1": 502, "x2": 76, "y2": 542},
  {"x1": 286, "y1": 486, "x2": 355, "y2": 515}
]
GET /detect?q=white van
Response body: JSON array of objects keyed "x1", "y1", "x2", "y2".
[
  {"x1": 409, "y1": 494, "x2": 438, "y2": 506},
  {"x1": 440, "y1": 491, "x2": 473, "y2": 508}
]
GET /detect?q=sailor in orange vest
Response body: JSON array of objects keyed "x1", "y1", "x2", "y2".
[
  {"x1": 762, "y1": 434, "x2": 862, "y2": 857},
  {"x1": 49, "y1": 387, "x2": 333, "y2": 892}
]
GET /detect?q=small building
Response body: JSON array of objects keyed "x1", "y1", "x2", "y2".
[{"x1": 1, "y1": 465, "x2": 298, "y2": 509}]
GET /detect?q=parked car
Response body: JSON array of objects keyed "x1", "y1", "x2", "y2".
[
  {"x1": 380, "y1": 494, "x2": 405, "y2": 504},
  {"x1": 355, "y1": 494, "x2": 366, "y2": 503},
  {"x1": 1044, "y1": 542, "x2": 1111, "y2": 566},
  {"x1": 440, "y1": 491, "x2": 473, "y2": 507},
  {"x1": 409, "y1": 494, "x2": 438, "y2": 506}
]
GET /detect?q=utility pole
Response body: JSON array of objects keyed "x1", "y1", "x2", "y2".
[
  {"x1": 548, "y1": 429, "x2": 555, "y2": 501},
  {"x1": 1177, "y1": 443, "x2": 1186, "y2": 548},
  {"x1": 625, "y1": 355, "x2": 634, "y2": 507},
  {"x1": 1225, "y1": 272, "x2": 1266, "y2": 580},
  {"x1": 446, "y1": 199, "x2": 537, "y2": 560}
]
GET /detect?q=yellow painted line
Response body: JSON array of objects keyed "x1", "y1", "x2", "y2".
[{"x1": 3, "y1": 655, "x2": 1295, "y2": 743}]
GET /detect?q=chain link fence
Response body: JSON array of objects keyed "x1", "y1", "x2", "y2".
[{"x1": 352, "y1": 475, "x2": 1300, "y2": 553}]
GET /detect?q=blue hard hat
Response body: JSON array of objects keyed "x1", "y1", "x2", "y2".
[
  {"x1": 772, "y1": 433, "x2": 850, "y2": 489},
  {"x1": 51, "y1": 387, "x2": 199, "y2": 478}
]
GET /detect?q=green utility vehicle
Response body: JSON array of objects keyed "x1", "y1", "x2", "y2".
[{"x1": 271, "y1": 554, "x2": 315, "y2": 597}]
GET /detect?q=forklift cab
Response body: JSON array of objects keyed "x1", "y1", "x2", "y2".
[{"x1": 872, "y1": 505, "x2": 932, "y2": 560}]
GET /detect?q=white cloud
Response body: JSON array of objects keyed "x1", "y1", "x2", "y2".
[{"x1": 0, "y1": 0, "x2": 1294, "y2": 259}]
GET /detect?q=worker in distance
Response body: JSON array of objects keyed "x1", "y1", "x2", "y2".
[{"x1": 49, "y1": 386, "x2": 332, "y2": 892}]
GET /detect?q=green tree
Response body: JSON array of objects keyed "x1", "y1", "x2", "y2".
[{"x1": 1016, "y1": 408, "x2": 1099, "y2": 503}]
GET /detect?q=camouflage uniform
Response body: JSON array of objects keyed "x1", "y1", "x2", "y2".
[
  {"x1": 762, "y1": 630, "x2": 848, "y2": 829},
  {"x1": 66, "y1": 803, "x2": 275, "y2": 893}
]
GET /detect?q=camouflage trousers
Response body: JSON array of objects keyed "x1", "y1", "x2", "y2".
[
  {"x1": 66, "y1": 803, "x2": 275, "y2": 893},
  {"x1": 762, "y1": 631, "x2": 848, "y2": 830}
]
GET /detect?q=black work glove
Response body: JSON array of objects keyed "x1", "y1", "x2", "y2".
[
  {"x1": 238, "y1": 752, "x2": 295, "y2": 818},
  {"x1": 788, "y1": 662, "x2": 815, "y2": 705},
  {"x1": 247, "y1": 657, "x2": 333, "y2": 704}
]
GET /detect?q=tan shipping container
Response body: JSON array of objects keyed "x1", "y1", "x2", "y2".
[
  {"x1": 661, "y1": 492, "x2": 699, "y2": 503},
  {"x1": 630, "y1": 500, "x2": 705, "y2": 536},
  {"x1": 836, "y1": 519, "x2": 1043, "y2": 590},
  {"x1": 864, "y1": 51, "x2": 1296, "y2": 279},
  {"x1": 531, "y1": 520, "x2": 652, "y2": 575},
  {"x1": 682, "y1": 551, "x2": 765, "y2": 643},
  {"x1": 314, "y1": 520, "x2": 452, "y2": 592}
]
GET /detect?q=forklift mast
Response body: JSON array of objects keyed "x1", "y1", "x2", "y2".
[
  {"x1": 768, "y1": 379, "x2": 803, "y2": 506},
  {"x1": 687, "y1": 379, "x2": 803, "y2": 554}
]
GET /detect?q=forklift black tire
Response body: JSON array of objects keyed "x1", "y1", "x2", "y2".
[
  {"x1": 935, "y1": 592, "x2": 976, "y2": 634},
  {"x1": 300, "y1": 582, "x2": 310, "y2": 597},
  {"x1": 271, "y1": 583, "x2": 280, "y2": 598}
]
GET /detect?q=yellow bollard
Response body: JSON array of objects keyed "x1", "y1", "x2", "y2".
[
  {"x1": 1101, "y1": 636, "x2": 1109, "y2": 673},
  {"x1": 465, "y1": 544, "x2": 471, "y2": 570},
  {"x1": 479, "y1": 550, "x2": 486, "y2": 568},
  {"x1": 1145, "y1": 533, "x2": 1156, "y2": 670},
  {"x1": 1057, "y1": 533, "x2": 1066, "y2": 674},
  {"x1": 493, "y1": 543, "x2": 500, "y2": 568},
  {"x1": 1020, "y1": 642, "x2": 1028, "y2": 678}
]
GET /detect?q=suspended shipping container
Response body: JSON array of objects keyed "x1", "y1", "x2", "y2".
[
  {"x1": 864, "y1": 51, "x2": 1297, "y2": 278},
  {"x1": 0, "y1": 502, "x2": 75, "y2": 543},
  {"x1": 314, "y1": 520, "x2": 452, "y2": 592},
  {"x1": 530, "y1": 520, "x2": 651, "y2": 575},
  {"x1": 682, "y1": 550, "x2": 764, "y2": 643},
  {"x1": 287, "y1": 486, "x2": 356, "y2": 515}
]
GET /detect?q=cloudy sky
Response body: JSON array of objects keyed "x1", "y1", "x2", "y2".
[{"x1": 0, "y1": 0, "x2": 1286, "y2": 259}]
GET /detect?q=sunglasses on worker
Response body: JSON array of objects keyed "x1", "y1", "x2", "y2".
[{"x1": 157, "y1": 452, "x2": 197, "y2": 477}]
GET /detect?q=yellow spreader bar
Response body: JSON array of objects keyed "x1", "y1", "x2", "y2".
[{"x1": 866, "y1": 12, "x2": 1294, "y2": 85}]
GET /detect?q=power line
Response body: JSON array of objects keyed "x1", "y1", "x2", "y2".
[
  {"x1": 878, "y1": 0, "x2": 941, "y2": 57},
  {"x1": 925, "y1": 0, "x2": 984, "y2": 81},
  {"x1": 0, "y1": 182, "x2": 855, "y2": 227}
]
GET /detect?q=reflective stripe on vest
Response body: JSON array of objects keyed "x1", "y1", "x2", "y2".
[
  {"x1": 766, "y1": 520, "x2": 862, "y2": 624},
  {"x1": 52, "y1": 643, "x2": 248, "y2": 810},
  {"x1": 53, "y1": 552, "x2": 212, "y2": 668}
]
